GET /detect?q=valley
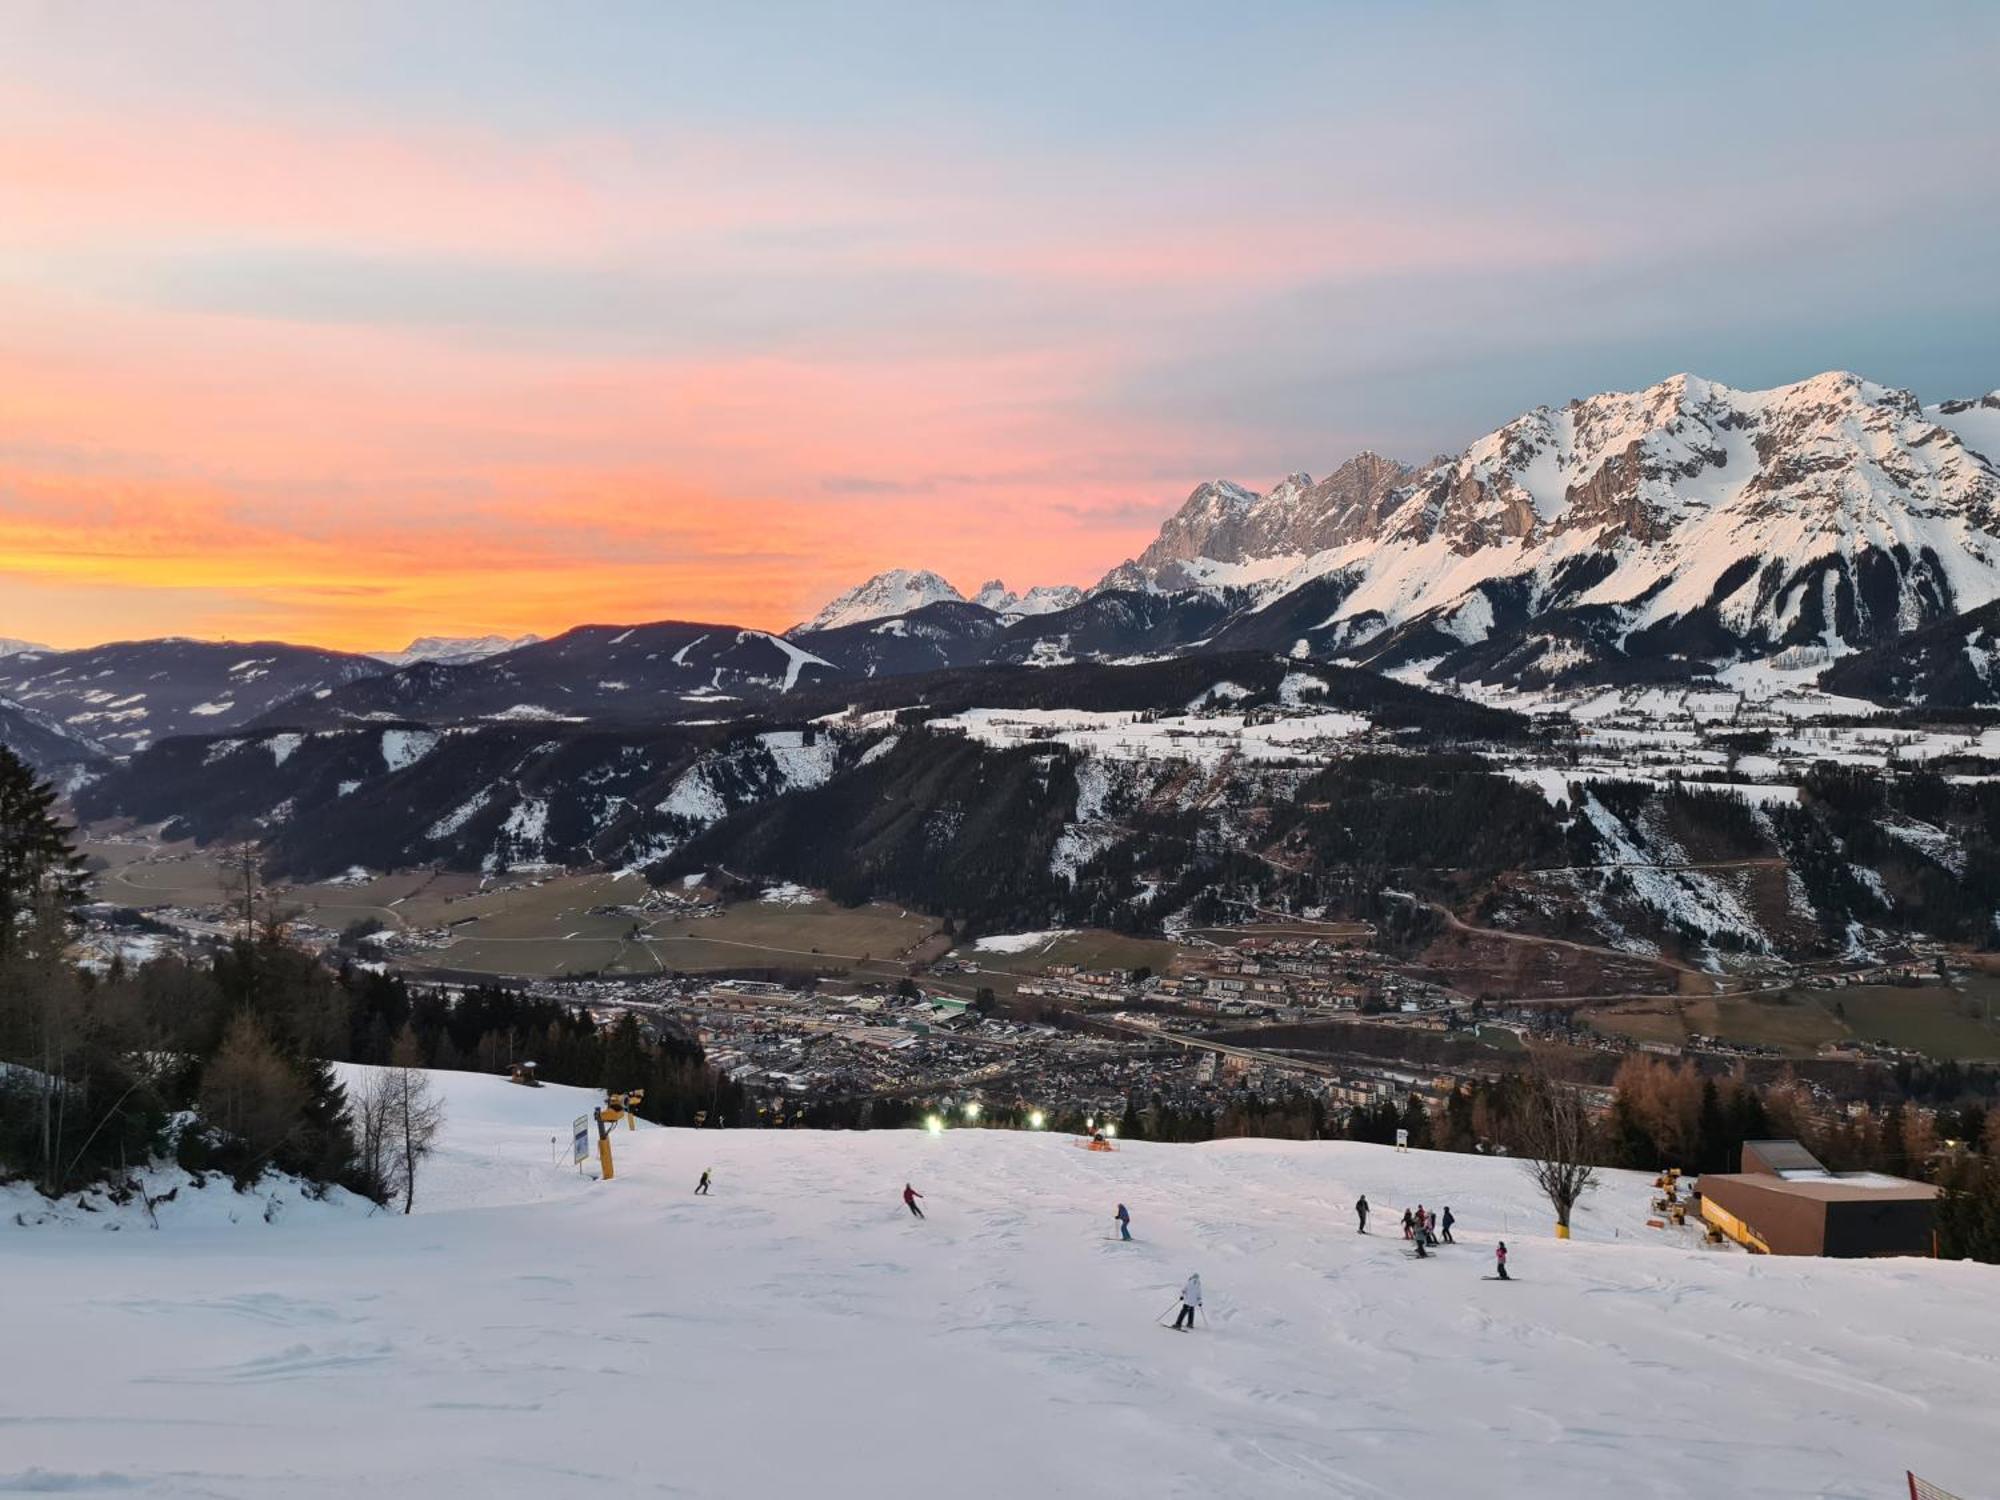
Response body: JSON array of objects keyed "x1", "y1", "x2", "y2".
[
  {"x1": 13, "y1": 365, "x2": 2000, "y2": 1157},
  {"x1": 10, "y1": 21, "x2": 2000, "y2": 1498}
]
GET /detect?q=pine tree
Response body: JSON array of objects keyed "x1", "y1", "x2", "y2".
[
  {"x1": 0, "y1": 748, "x2": 85, "y2": 964},
  {"x1": 1398, "y1": 1093, "x2": 1433, "y2": 1150},
  {"x1": 1695, "y1": 1079, "x2": 1728, "y2": 1174}
]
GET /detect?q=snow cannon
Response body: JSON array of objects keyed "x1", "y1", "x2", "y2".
[{"x1": 592, "y1": 1089, "x2": 646, "y2": 1180}]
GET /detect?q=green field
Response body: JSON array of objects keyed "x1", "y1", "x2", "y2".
[
  {"x1": 281, "y1": 870, "x2": 486, "y2": 932},
  {"x1": 1589, "y1": 979, "x2": 2000, "y2": 1061},
  {"x1": 393, "y1": 880, "x2": 946, "y2": 979},
  {"x1": 1827, "y1": 981, "x2": 2000, "y2": 1061},
  {"x1": 85, "y1": 841, "x2": 236, "y2": 907}
]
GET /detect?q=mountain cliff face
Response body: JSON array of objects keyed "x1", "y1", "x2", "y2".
[
  {"x1": 1095, "y1": 373, "x2": 2000, "y2": 687},
  {"x1": 973, "y1": 580, "x2": 1087, "y2": 617},
  {"x1": 1098, "y1": 452, "x2": 1417, "y2": 592}
]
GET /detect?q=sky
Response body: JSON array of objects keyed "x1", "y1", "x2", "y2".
[{"x1": 3, "y1": 1, "x2": 1998, "y2": 652}]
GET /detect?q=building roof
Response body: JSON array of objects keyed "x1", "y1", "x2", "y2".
[
  {"x1": 1743, "y1": 1139, "x2": 1828, "y2": 1175},
  {"x1": 1703, "y1": 1172, "x2": 1938, "y2": 1204}
]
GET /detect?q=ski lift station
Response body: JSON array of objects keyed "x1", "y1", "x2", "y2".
[{"x1": 1698, "y1": 1139, "x2": 1940, "y2": 1257}]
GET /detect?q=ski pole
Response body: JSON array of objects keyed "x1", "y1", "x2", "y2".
[{"x1": 1157, "y1": 1300, "x2": 1180, "y2": 1325}]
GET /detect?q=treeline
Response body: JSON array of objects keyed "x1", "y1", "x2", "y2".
[
  {"x1": 338, "y1": 968, "x2": 748, "y2": 1127},
  {"x1": 673, "y1": 731, "x2": 1078, "y2": 931},
  {"x1": 2, "y1": 929, "x2": 748, "y2": 1200},
  {"x1": 0, "y1": 747, "x2": 744, "y2": 1202}
]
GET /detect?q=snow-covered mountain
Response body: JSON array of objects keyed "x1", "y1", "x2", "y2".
[
  {"x1": 0, "y1": 694, "x2": 102, "y2": 772},
  {"x1": 973, "y1": 579, "x2": 1088, "y2": 617},
  {"x1": 1102, "y1": 373, "x2": 2000, "y2": 687},
  {"x1": 259, "y1": 621, "x2": 839, "y2": 731},
  {"x1": 1099, "y1": 452, "x2": 1417, "y2": 594},
  {"x1": 371, "y1": 634, "x2": 541, "y2": 667},
  {"x1": 795, "y1": 569, "x2": 967, "y2": 633},
  {"x1": 0, "y1": 637, "x2": 51, "y2": 658},
  {"x1": 0, "y1": 638, "x2": 387, "y2": 753},
  {"x1": 800, "y1": 571, "x2": 1085, "y2": 634}
]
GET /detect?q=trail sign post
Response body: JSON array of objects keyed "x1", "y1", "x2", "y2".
[{"x1": 572, "y1": 1115, "x2": 589, "y2": 1171}]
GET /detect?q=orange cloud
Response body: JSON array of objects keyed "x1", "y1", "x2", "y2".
[{"x1": 0, "y1": 84, "x2": 1612, "y2": 652}]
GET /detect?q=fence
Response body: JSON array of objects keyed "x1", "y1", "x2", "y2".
[{"x1": 1909, "y1": 1472, "x2": 1966, "y2": 1500}]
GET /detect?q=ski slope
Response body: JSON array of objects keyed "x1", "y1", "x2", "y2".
[{"x1": 4, "y1": 1068, "x2": 1994, "y2": 1498}]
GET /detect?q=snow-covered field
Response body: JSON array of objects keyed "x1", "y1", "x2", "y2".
[
  {"x1": 4, "y1": 1068, "x2": 1995, "y2": 1498},
  {"x1": 934, "y1": 705, "x2": 1370, "y2": 764}
]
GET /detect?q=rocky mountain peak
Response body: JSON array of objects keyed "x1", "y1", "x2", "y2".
[
  {"x1": 1098, "y1": 454, "x2": 1417, "y2": 592},
  {"x1": 794, "y1": 569, "x2": 968, "y2": 634}
]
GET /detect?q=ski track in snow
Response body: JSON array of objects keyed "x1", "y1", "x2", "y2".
[{"x1": 2, "y1": 1067, "x2": 1994, "y2": 1499}]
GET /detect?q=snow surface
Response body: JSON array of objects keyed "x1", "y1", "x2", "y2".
[
  {"x1": 3, "y1": 1066, "x2": 1994, "y2": 1498},
  {"x1": 380, "y1": 727, "x2": 440, "y2": 773},
  {"x1": 972, "y1": 927, "x2": 1077, "y2": 953},
  {"x1": 758, "y1": 632, "x2": 832, "y2": 692}
]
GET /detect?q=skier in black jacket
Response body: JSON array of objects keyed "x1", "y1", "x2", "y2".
[{"x1": 1355, "y1": 1194, "x2": 1370, "y2": 1234}]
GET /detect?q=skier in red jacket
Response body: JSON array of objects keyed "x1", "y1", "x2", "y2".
[
  {"x1": 903, "y1": 1183, "x2": 925, "y2": 1219},
  {"x1": 1495, "y1": 1240, "x2": 1509, "y2": 1280}
]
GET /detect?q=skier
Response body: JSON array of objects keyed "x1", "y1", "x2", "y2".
[
  {"x1": 1355, "y1": 1193, "x2": 1369, "y2": 1234},
  {"x1": 1440, "y1": 1206, "x2": 1455, "y2": 1244},
  {"x1": 1116, "y1": 1203, "x2": 1132, "y2": 1241},
  {"x1": 903, "y1": 1183, "x2": 925, "y2": 1220},
  {"x1": 1172, "y1": 1273, "x2": 1202, "y2": 1330},
  {"x1": 1413, "y1": 1229, "x2": 1429, "y2": 1259},
  {"x1": 1401, "y1": 1207, "x2": 1415, "y2": 1240},
  {"x1": 1495, "y1": 1240, "x2": 1509, "y2": 1280},
  {"x1": 1415, "y1": 1204, "x2": 1429, "y2": 1247},
  {"x1": 695, "y1": 1168, "x2": 712, "y2": 1196}
]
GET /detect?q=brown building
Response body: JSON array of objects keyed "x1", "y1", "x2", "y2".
[{"x1": 1699, "y1": 1139, "x2": 1939, "y2": 1258}]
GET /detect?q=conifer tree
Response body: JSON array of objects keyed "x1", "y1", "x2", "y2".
[{"x1": 0, "y1": 747, "x2": 85, "y2": 964}]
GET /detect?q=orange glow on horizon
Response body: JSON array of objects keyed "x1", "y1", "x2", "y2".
[{"x1": 0, "y1": 84, "x2": 1600, "y2": 652}]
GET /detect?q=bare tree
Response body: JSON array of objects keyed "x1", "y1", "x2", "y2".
[
  {"x1": 198, "y1": 1012, "x2": 307, "y2": 1172},
  {"x1": 351, "y1": 1070, "x2": 397, "y2": 1200},
  {"x1": 1518, "y1": 1071, "x2": 1600, "y2": 1236},
  {"x1": 223, "y1": 840, "x2": 262, "y2": 941},
  {"x1": 385, "y1": 1025, "x2": 444, "y2": 1214}
]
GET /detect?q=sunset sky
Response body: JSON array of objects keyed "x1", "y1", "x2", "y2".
[{"x1": 4, "y1": 2, "x2": 1998, "y2": 652}]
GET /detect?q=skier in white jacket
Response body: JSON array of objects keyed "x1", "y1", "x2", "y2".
[{"x1": 1172, "y1": 1273, "x2": 1202, "y2": 1330}]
